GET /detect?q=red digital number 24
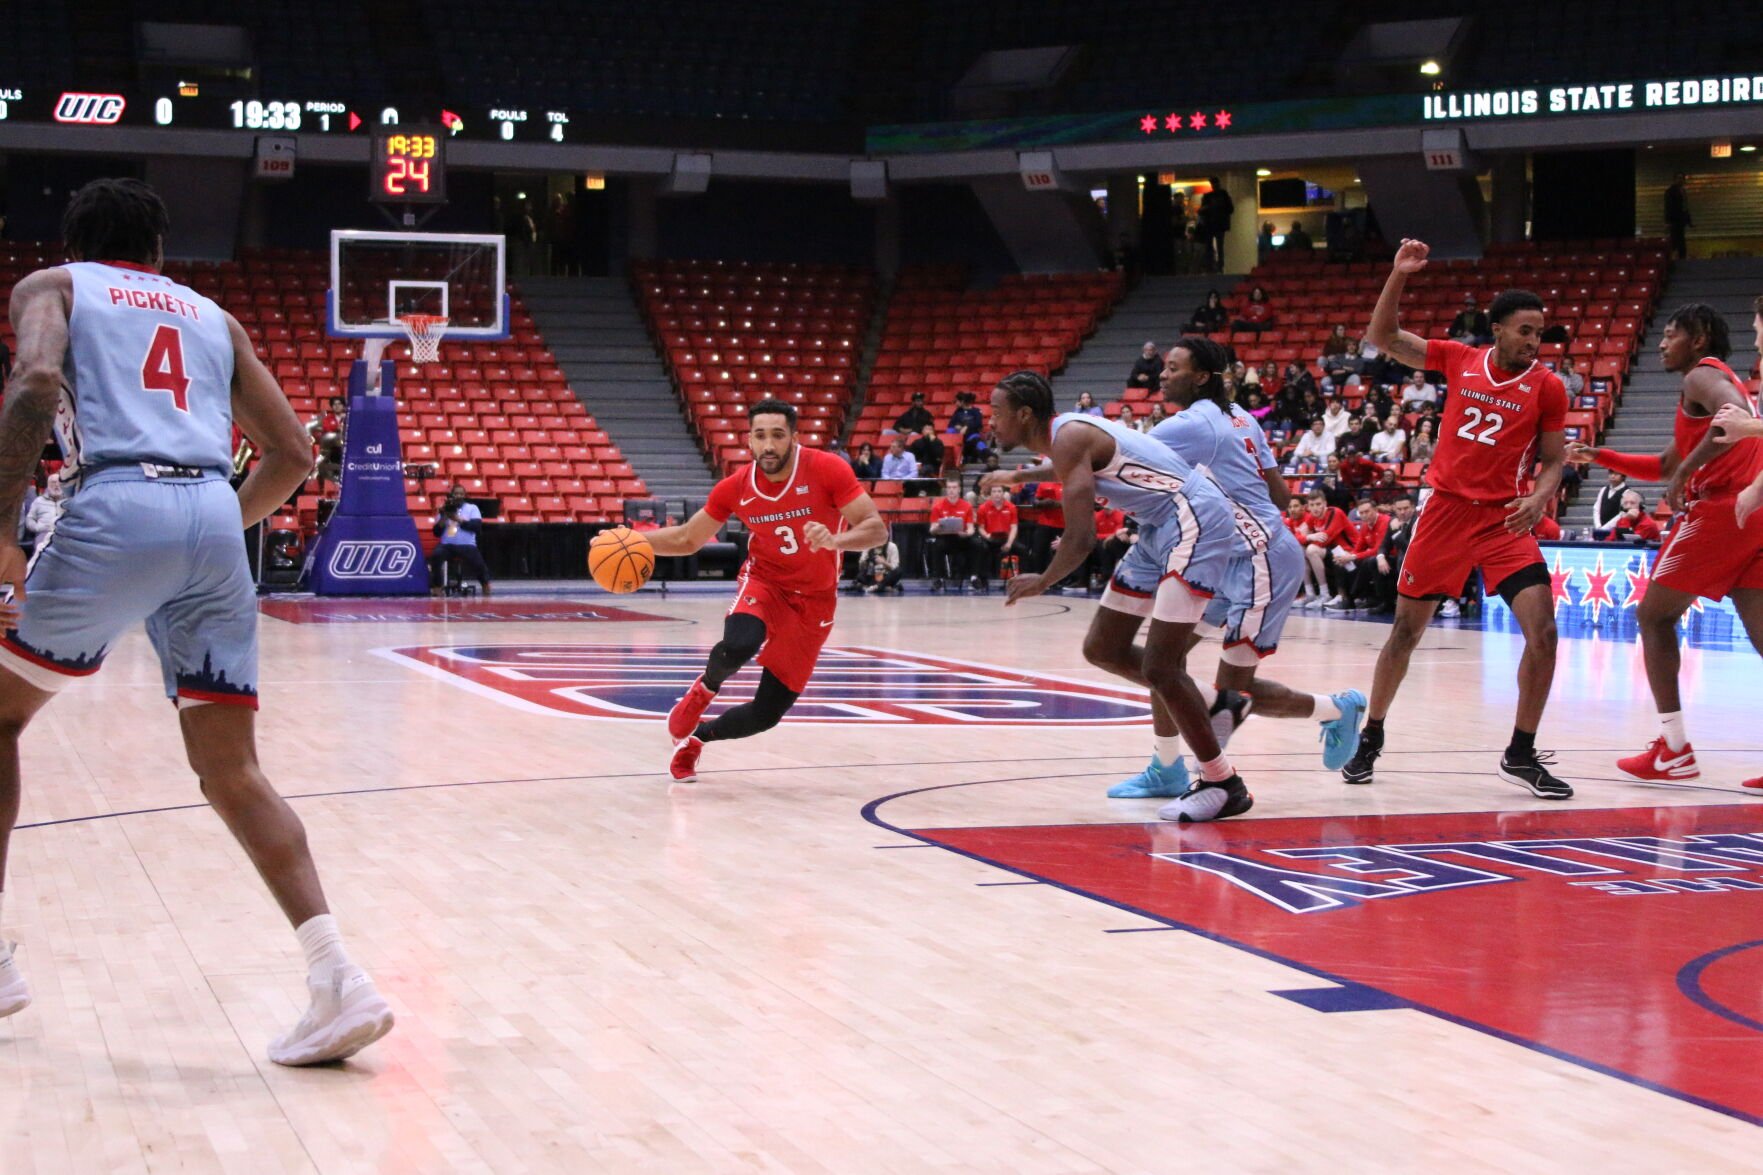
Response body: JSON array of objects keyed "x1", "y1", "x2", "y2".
[{"x1": 142, "y1": 324, "x2": 190, "y2": 413}]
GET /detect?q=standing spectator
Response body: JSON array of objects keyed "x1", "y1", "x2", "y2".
[
  {"x1": 1256, "y1": 221, "x2": 1277, "y2": 264},
  {"x1": 1409, "y1": 417, "x2": 1437, "y2": 463},
  {"x1": 1281, "y1": 220, "x2": 1313, "y2": 252},
  {"x1": 1295, "y1": 489, "x2": 1350, "y2": 607},
  {"x1": 1319, "y1": 398, "x2": 1353, "y2": 443},
  {"x1": 1400, "y1": 369, "x2": 1438, "y2": 411},
  {"x1": 503, "y1": 196, "x2": 538, "y2": 277},
  {"x1": 1074, "y1": 391, "x2": 1104, "y2": 416},
  {"x1": 908, "y1": 423, "x2": 945, "y2": 473},
  {"x1": 1316, "y1": 454, "x2": 1355, "y2": 512},
  {"x1": 1608, "y1": 489, "x2": 1662, "y2": 543},
  {"x1": 1338, "y1": 445, "x2": 1380, "y2": 497},
  {"x1": 1127, "y1": 342, "x2": 1162, "y2": 392},
  {"x1": 1589, "y1": 468, "x2": 1629, "y2": 534},
  {"x1": 1369, "y1": 415, "x2": 1408, "y2": 463},
  {"x1": 429, "y1": 484, "x2": 492, "y2": 595},
  {"x1": 1328, "y1": 498, "x2": 1390, "y2": 609},
  {"x1": 880, "y1": 436, "x2": 918, "y2": 479},
  {"x1": 849, "y1": 442, "x2": 882, "y2": 478},
  {"x1": 1231, "y1": 285, "x2": 1275, "y2": 333},
  {"x1": 547, "y1": 192, "x2": 578, "y2": 276},
  {"x1": 1187, "y1": 290, "x2": 1228, "y2": 333},
  {"x1": 1366, "y1": 495, "x2": 1418, "y2": 613},
  {"x1": 1448, "y1": 294, "x2": 1491, "y2": 344},
  {"x1": 1289, "y1": 418, "x2": 1334, "y2": 472},
  {"x1": 894, "y1": 392, "x2": 933, "y2": 434},
  {"x1": 926, "y1": 479, "x2": 979, "y2": 591},
  {"x1": 856, "y1": 535, "x2": 904, "y2": 593},
  {"x1": 948, "y1": 391, "x2": 987, "y2": 463},
  {"x1": 1664, "y1": 174, "x2": 1691, "y2": 259},
  {"x1": 1089, "y1": 506, "x2": 1132, "y2": 590},
  {"x1": 1197, "y1": 177, "x2": 1235, "y2": 272},
  {"x1": 975, "y1": 483, "x2": 1019, "y2": 589}
]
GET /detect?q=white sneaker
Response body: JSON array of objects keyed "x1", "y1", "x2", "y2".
[
  {"x1": 268, "y1": 964, "x2": 394, "y2": 1066},
  {"x1": 0, "y1": 943, "x2": 29, "y2": 1019},
  {"x1": 1321, "y1": 595, "x2": 1344, "y2": 608},
  {"x1": 1440, "y1": 599, "x2": 1461, "y2": 618},
  {"x1": 1298, "y1": 593, "x2": 1319, "y2": 609}
]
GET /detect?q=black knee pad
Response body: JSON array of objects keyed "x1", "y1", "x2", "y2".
[{"x1": 1496, "y1": 562, "x2": 1550, "y2": 606}]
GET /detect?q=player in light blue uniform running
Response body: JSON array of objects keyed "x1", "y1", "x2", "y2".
[
  {"x1": 983, "y1": 370, "x2": 1253, "y2": 822},
  {"x1": 0, "y1": 178, "x2": 392, "y2": 1064},
  {"x1": 1105, "y1": 337, "x2": 1365, "y2": 798}
]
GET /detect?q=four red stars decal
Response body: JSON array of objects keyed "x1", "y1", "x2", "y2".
[{"x1": 1137, "y1": 110, "x2": 1234, "y2": 136}]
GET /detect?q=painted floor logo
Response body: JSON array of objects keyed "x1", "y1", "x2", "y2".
[
  {"x1": 377, "y1": 643, "x2": 1153, "y2": 724},
  {"x1": 262, "y1": 599, "x2": 672, "y2": 625},
  {"x1": 910, "y1": 805, "x2": 1763, "y2": 1125}
]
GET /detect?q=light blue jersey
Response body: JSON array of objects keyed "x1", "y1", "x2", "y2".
[
  {"x1": 1049, "y1": 412, "x2": 1215, "y2": 529},
  {"x1": 1149, "y1": 400, "x2": 1283, "y2": 536},
  {"x1": 60, "y1": 261, "x2": 235, "y2": 476}
]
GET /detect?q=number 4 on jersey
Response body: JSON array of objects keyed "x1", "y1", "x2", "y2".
[{"x1": 142, "y1": 324, "x2": 190, "y2": 413}]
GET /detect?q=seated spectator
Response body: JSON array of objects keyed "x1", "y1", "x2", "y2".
[
  {"x1": 1074, "y1": 390, "x2": 1104, "y2": 416},
  {"x1": 1339, "y1": 447, "x2": 1379, "y2": 496},
  {"x1": 1242, "y1": 389, "x2": 1273, "y2": 420},
  {"x1": 894, "y1": 392, "x2": 934, "y2": 434},
  {"x1": 1258, "y1": 361, "x2": 1282, "y2": 393},
  {"x1": 1319, "y1": 325, "x2": 1351, "y2": 366},
  {"x1": 1319, "y1": 398, "x2": 1353, "y2": 442},
  {"x1": 1090, "y1": 506, "x2": 1133, "y2": 589},
  {"x1": 855, "y1": 535, "x2": 904, "y2": 594},
  {"x1": 1558, "y1": 358, "x2": 1585, "y2": 396},
  {"x1": 1144, "y1": 402, "x2": 1168, "y2": 430},
  {"x1": 429, "y1": 484, "x2": 491, "y2": 595},
  {"x1": 1289, "y1": 419, "x2": 1335, "y2": 472},
  {"x1": 1590, "y1": 468, "x2": 1629, "y2": 533},
  {"x1": 1231, "y1": 285, "x2": 1274, "y2": 333},
  {"x1": 1369, "y1": 466, "x2": 1405, "y2": 504},
  {"x1": 1409, "y1": 417, "x2": 1437, "y2": 463},
  {"x1": 1400, "y1": 370, "x2": 1439, "y2": 411},
  {"x1": 1128, "y1": 342, "x2": 1162, "y2": 392},
  {"x1": 948, "y1": 390, "x2": 987, "y2": 462},
  {"x1": 1316, "y1": 455, "x2": 1355, "y2": 512},
  {"x1": 1281, "y1": 220, "x2": 1313, "y2": 252},
  {"x1": 1328, "y1": 498, "x2": 1389, "y2": 609},
  {"x1": 1364, "y1": 494, "x2": 1418, "y2": 613},
  {"x1": 880, "y1": 436, "x2": 918, "y2": 479},
  {"x1": 1368, "y1": 415, "x2": 1408, "y2": 463},
  {"x1": 979, "y1": 450, "x2": 1004, "y2": 479},
  {"x1": 1533, "y1": 512, "x2": 1562, "y2": 541},
  {"x1": 1358, "y1": 333, "x2": 1399, "y2": 388},
  {"x1": 975, "y1": 484, "x2": 1019, "y2": 589},
  {"x1": 908, "y1": 423, "x2": 945, "y2": 472},
  {"x1": 849, "y1": 442, "x2": 882, "y2": 478},
  {"x1": 1448, "y1": 294, "x2": 1491, "y2": 344},
  {"x1": 1283, "y1": 498, "x2": 1307, "y2": 537},
  {"x1": 1295, "y1": 489, "x2": 1350, "y2": 606},
  {"x1": 1608, "y1": 489, "x2": 1662, "y2": 542},
  {"x1": 1257, "y1": 220, "x2": 1277, "y2": 263},
  {"x1": 927, "y1": 478, "x2": 981, "y2": 590},
  {"x1": 1188, "y1": 289, "x2": 1228, "y2": 334},
  {"x1": 23, "y1": 476, "x2": 60, "y2": 555},
  {"x1": 1117, "y1": 404, "x2": 1140, "y2": 432},
  {"x1": 1284, "y1": 363, "x2": 1319, "y2": 403},
  {"x1": 1360, "y1": 378, "x2": 1396, "y2": 425}
]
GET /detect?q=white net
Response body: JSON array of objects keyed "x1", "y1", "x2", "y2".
[{"x1": 398, "y1": 314, "x2": 450, "y2": 364}]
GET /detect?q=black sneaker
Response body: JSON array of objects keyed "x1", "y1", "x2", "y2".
[
  {"x1": 1499, "y1": 749, "x2": 1572, "y2": 799},
  {"x1": 1342, "y1": 725, "x2": 1383, "y2": 785},
  {"x1": 1208, "y1": 689, "x2": 1252, "y2": 751},
  {"x1": 1157, "y1": 774, "x2": 1254, "y2": 823}
]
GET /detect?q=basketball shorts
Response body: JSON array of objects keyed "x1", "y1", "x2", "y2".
[
  {"x1": 0, "y1": 470, "x2": 259, "y2": 708},
  {"x1": 1199, "y1": 526, "x2": 1305, "y2": 660},
  {"x1": 1397, "y1": 490, "x2": 1542, "y2": 600},
  {"x1": 1100, "y1": 489, "x2": 1238, "y2": 625},
  {"x1": 1651, "y1": 494, "x2": 1763, "y2": 601},
  {"x1": 728, "y1": 572, "x2": 836, "y2": 694}
]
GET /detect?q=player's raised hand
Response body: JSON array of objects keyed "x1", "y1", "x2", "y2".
[
  {"x1": 1564, "y1": 441, "x2": 1597, "y2": 466},
  {"x1": 1711, "y1": 403, "x2": 1763, "y2": 445},
  {"x1": 1502, "y1": 493, "x2": 1546, "y2": 535},
  {"x1": 802, "y1": 521, "x2": 834, "y2": 551},
  {"x1": 1004, "y1": 572, "x2": 1044, "y2": 606},
  {"x1": 1392, "y1": 239, "x2": 1430, "y2": 274},
  {"x1": 1737, "y1": 480, "x2": 1763, "y2": 528}
]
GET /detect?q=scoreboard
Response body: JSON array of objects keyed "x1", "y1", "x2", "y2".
[
  {"x1": 0, "y1": 84, "x2": 577, "y2": 143},
  {"x1": 370, "y1": 128, "x2": 446, "y2": 203}
]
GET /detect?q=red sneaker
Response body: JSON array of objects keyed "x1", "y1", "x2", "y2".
[
  {"x1": 669, "y1": 736, "x2": 703, "y2": 782},
  {"x1": 1616, "y1": 737, "x2": 1699, "y2": 781},
  {"x1": 1743, "y1": 777, "x2": 1763, "y2": 790},
  {"x1": 667, "y1": 676, "x2": 717, "y2": 741}
]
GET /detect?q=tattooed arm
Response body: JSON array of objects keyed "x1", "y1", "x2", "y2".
[{"x1": 0, "y1": 269, "x2": 73, "y2": 601}]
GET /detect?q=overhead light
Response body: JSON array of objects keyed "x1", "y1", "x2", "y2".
[
  {"x1": 1712, "y1": 142, "x2": 1733, "y2": 158},
  {"x1": 1255, "y1": 168, "x2": 1272, "y2": 177},
  {"x1": 1419, "y1": 60, "x2": 1442, "y2": 76},
  {"x1": 1742, "y1": 145, "x2": 1758, "y2": 153}
]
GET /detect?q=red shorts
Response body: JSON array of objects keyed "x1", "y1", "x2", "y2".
[
  {"x1": 1652, "y1": 495, "x2": 1763, "y2": 601},
  {"x1": 1398, "y1": 490, "x2": 1544, "y2": 599},
  {"x1": 729, "y1": 573, "x2": 837, "y2": 694}
]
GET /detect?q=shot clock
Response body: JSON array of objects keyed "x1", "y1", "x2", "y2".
[{"x1": 369, "y1": 126, "x2": 447, "y2": 203}]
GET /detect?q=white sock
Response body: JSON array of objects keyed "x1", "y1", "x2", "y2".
[
  {"x1": 1313, "y1": 694, "x2": 1342, "y2": 722},
  {"x1": 1660, "y1": 711, "x2": 1688, "y2": 753},
  {"x1": 1154, "y1": 735, "x2": 1183, "y2": 765},
  {"x1": 1196, "y1": 684, "x2": 1219, "y2": 709},
  {"x1": 294, "y1": 914, "x2": 351, "y2": 978},
  {"x1": 1197, "y1": 754, "x2": 1235, "y2": 783}
]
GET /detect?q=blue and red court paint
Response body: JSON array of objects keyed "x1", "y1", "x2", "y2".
[
  {"x1": 869, "y1": 795, "x2": 1763, "y2": 1126},
  {"x1": 261, "y1": 598, "x2": 674, "y2": 624}
]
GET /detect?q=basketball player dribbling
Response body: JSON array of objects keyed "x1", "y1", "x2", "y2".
[
  {"x1": 1568, "y1": 302, "x2": 1763, "y2": 785},
  {"x1": 647, "y1": 398, "x2": 887, "y2": 781},
  {"x1": 0, "y1": 179, "x2": 393, "y2": 1064},
  {"x1": 1342, "y1": 239, "x2": 1573, "y2": 799}
]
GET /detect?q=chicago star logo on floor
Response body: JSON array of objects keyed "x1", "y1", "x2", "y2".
[{"x1": 376, "y1": 643, "x2": 1153, "y2": 724}]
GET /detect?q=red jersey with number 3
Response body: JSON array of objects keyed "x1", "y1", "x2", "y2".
[
  {"x1": 1677, "y1": 356, "x2": 1763, "y2": 500},
  {"x1": 1422, "y1": 339, "x2": 1567, "y2": 504},
  {"x1": 705, "y1": 445, "x2": 863, "y2": 594}
]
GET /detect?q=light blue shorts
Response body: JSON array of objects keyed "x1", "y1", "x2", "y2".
[
  {"x1": 0, "y1": 469, "x2": 258, "y2": 708},
  {"x1": 1100, "y1": 485, "x2": 1239, "y2": 625},
  {"x1": 1201, "y1": 526, "x2": 1305, "y2": 661}
]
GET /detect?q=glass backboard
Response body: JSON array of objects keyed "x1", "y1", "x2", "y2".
[{"x1": 327, "y1": 229, "x2": 509, "y2": 339}]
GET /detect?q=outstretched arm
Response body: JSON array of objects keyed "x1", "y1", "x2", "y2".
[
  {"x1": 1365, "y1": 239, "x2": 1433, "y2": 370},
  {"x1": 646, "y1": 508, "x2": 723, "y2": 556},
  {"x1": 1007, "y1": 428, "x2": 1101, "y2": 604}
]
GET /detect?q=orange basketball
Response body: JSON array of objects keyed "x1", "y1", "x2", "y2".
[{"x1": 588, "y1": 526, "x2": 656, "y2": 594}]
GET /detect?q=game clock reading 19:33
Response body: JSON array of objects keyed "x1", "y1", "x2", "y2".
[{"x1": 370, "y1": 127, "x2": 447, "y2": 204}]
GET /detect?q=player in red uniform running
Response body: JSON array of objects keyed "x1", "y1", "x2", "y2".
[
  {"x1": 1567, "y1": 303, "x2": 1763, "y2": 784},
  {"x1": 1343, "y1": 239, "x2": 1572, "y2": 798},
  {"x1": 645, "y1": 399, "x2": 886, "y2": 781}
]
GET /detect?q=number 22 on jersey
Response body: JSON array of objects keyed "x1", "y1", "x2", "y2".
[
  {"x1": 141, "y1": 324, "x2": 191, "y2": 413},
  {"x1": 1456, "y1": 406, "x2": 1503, "y2": 446}
]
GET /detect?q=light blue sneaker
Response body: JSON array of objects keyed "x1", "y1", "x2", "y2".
[
  {"x1": 1319, "y1": 689, "x2": 1368, "y2": 771},
  {"x1": 1107, "y1": 754, "x2": 1191, "y2": 798}
]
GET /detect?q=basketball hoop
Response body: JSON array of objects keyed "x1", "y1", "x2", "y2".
[{"x1": 396, "y1": 314, "x2": 449, "y2": 364}]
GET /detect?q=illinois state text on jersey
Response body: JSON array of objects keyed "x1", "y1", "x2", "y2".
[
  {"x1": 704, "y1": 446, "x2": 863, "y2": 595},
  {"x1": 1423, "y1": 338, "x2": 1568, "y2": 504}
]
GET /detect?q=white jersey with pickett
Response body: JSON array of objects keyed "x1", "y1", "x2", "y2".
[{"x1": 59, "y1": 260, "x2": 235, "y2": 475}]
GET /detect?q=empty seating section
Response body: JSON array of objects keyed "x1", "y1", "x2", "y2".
[
  {"x1": 636, "y1": 260, "x2": 872, "y2": 474},
  {"x1": 0, "y1": 243, "x2": 643, "y2": 533},
  {"x1": 857, "y1": 266, "x2": 1124, "y2": 455}
]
